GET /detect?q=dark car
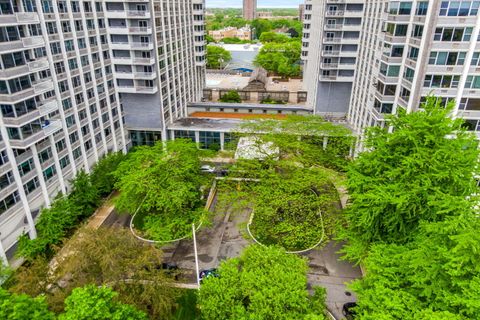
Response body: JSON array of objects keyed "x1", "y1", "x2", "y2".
[
  {"x1": 342, "y1": 302, "x2": 357, "y2": 320},
  {"x1": 199, "y1": 268, "x2": 218, "y2": 283}
]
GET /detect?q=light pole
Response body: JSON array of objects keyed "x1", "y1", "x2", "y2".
[{"x1": 192, "y1": 223, "x2": 200, "y2": 287}]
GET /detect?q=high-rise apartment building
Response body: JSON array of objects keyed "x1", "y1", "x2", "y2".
[
  {"x1": 301, "y1": 0, "x2": 364, "y2": 116},
  {"x1": 299, "y1": 4, "x2": 305, "y2": 22},
  {"x1": 349, "y1": 1, "x2": 480, "y2": 136},
  {"x1": 0, "y1": 0, "x2": 205, "y2": 265},
  {"x1": 243, "y1": 0, "x2": 257, "y2": 20},
  {"x1": 302, "y1": 0, "x2": 480, "y2": 139}
]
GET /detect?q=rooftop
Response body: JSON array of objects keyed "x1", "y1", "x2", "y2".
[{"x1": 206, "y1": 72, "x2": 305, "y2": 92}]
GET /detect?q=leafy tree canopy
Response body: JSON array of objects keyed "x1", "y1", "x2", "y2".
[
  {"x1": 206, "y1": 45, "x2": 232, "y2": 69},
  {"x1": 254, "y1": 41, "x2": 301, "y2": 77},
  {"x1": 0, "y1": 288, "x2": 55, "y2": 320},
  {"x1": 259, "y1": 31, "x2": 291, "y2": 43},
  {"x1": 341, "y1": 97, "x2": 479, "y2": 261},
  {"x1": 350, "y1": 213, "x2": 480, "y2": 319},
  {"x1": 59, "y1": 285, "x2": 147, "y2": 320},
  {"x1": 198, "y1": 245, "x2": 327, "y2": 320}
]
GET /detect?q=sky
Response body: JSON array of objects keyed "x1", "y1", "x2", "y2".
[{"x1": 206, "y1": 0, "x2": 303, "y2": 8}]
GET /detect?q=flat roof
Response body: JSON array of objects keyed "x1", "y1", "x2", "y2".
[{"x1": 167, "y1": 117, "x2": 242, "y2": 132}]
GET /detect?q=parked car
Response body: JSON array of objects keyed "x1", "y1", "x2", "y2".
[
  {"x1": 199, "y1": 268, "x2": 218, "y2": 283},
  {"x1": 342, "y1": 302, "x2": 357, "y2": 320},
  {"x1": 200, "y1": 165, "x2": 215, "y2": 173}
]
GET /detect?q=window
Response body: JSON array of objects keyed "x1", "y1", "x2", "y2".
[
  {"x1": 412, "y1": 25, "x2": 423, "y2": 38},
  {"x1": 434, "y1": 27, "x2": 473, "y2": 42},
  {"x1": 55, "y1": 138, "x2": 67, "y2": 152},
  {"x1": 23, "y1": 177, "x2": 40, "y2": 195},
  {"x1": 429, "y1": 51, "x2": 467, "y2": 65},
  {"x1": 408, "y1": 47, "x2": 419, "y2": 60},
  {"x1": 0, "y1": 191, "x2": 20, "y2": 215},
  {"x1": 439, "y1": 1, "x2": 480, "y2": 16},
  {"x1": 38, "y1": 147, "x2": 52, "y2": 163},
  {"x1": 465, "y1": 76, "x2": 480, "y2": 89},
  {"x1": 416, "y1": 1, "x2": 428, "y2": 15},
  {"x1": 404, "y1": 68, "x2": 415, "y2": 82},
  {"x1": 72, "y1": 147, "x2": 82, "y2": 160},
  {"x1": 43, "y1": 165, "x2": 56, "y2": 181},
  {"x1": 0, "y1": 171, "x2": 14, "y2": 191},
  {"x1": 59, "y1": 155, "x2": 70, "y2": 169},
  {"x1": 18, "y1": 158, "x2": 34, "y2": 176},
  {"x1": 424, "y1": 75, "x2": 461, "y2": 88}
]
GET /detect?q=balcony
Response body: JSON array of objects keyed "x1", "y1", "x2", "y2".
[
  {"x1": 116, "y1": 85, "x2": 158, "y2": 94},
  {"x1": 9, "y1": 120, "x2": 62, "y2": 149},
  {"x1": 0, "y1": 12, "x2": 40, "y2": 24},
  {"x1": 105, "y1": 10, "x2": 150, "y2": 18},
  {"x1": 0, "y1": 59, "x2": 49, "y2": 79},
  {"x1": 114, "y1": 71, "x2": 156, "y2": 80},
  {"x1": 21, "y1": 36, "x2": 45, "y2": 48},
  {"x1": 0, "y1": 80, "x2": 53, "y2": 103},
  {"x1": 110, "y1": 41, "x2": 154, "y2": 50},
  {"x1": 325, "y1": 10, "x2": 363, "y2": 17},
  {"x1": 2, "y1": 99, "x2": 59, "y2": 126},
  {"x1": 108, "y1": 26, "x2": 152, "y2": 34}
]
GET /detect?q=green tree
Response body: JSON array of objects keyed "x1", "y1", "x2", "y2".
[
  {"x1": 251, "y1": 19, "x2": 273, "y2": 39},
  {"x1": 50, "y1": 227, "x2": 180, "y2": 317},
  {"x1": 219, "y1": 90, "x2": 242, "y2": 103},
  {"x1": 0, "y1": 288, "x2": 55, "y2": 320},
  {"x1": 17, "y1": 196, "x2": 81, "y2": 260},
  {"x1": 68, "y1": 170, "x2": 100, "y2": 219},
  {"x1": 254, "y1": 41, "x2": 301, "y2": 77},
  {"x1": 341, "y1": 97, "x2": 479, "y2": 261},
  {"x1": 259, "y1": 31, "x2": 290, "y2": 43},
  {"x1": 114, "y1": 140, "x2": 205, "y2": 240},
  {"x1": 206, "y1": 45, "x2": 232, "y2": 69},
  {"x1": 198, "y1": 245, "x2": 326, "y2": 320},
  {"x1": 90, "y1": 152, "x2": 126, "y2": 197},
  {"x1": 60, "y1": 285, "x2": 147, "y2": 320},
  {"x1": 350, "y1": 213, "x2": 480, "y2": 319}
]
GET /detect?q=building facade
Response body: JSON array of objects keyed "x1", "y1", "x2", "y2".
[
  {"x1": 349, "y1": 1, "x2": 480, "y2": 138},
  {"x1": 301, "y1": 0, "x2": 364, "y2": 116},
  {"x1": 243, "y1": 0, "x2": 256, "y2": 20},
  {"x1": 0, "y1": 0, "x2": 205, "y2": 265},
  {"x1": 208, "y1": 26, "x2": 252, "y2": 42},
  {"x1": 302, "y1": 0, "x2": 480, "y2": 139}
]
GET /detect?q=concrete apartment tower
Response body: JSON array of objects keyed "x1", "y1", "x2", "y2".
[
  {"x1": 243, "y1": 0, "x2": 257, "y2": 20},
  {"x1": 302, "y1": 1, "x2": 480, "y2": 138},
  {"x1": 349, "y1": 1, "x2": 480, "y2": 137},
  {"x1": 0, "y1": 0, "x2": 205, "y2": 265},
  {"x1": 301, "y1": 0, "x2": 364, "y2": 117}
]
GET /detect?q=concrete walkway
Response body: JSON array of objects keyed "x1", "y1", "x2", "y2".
[{"x1": 305, "y1": 241, "x2": 362, "y2": 319}]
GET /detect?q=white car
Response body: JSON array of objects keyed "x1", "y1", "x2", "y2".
[{"x1": 200, "y1": 165, "x2": 215, "y2": 173}]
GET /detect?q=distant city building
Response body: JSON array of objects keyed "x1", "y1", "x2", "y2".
[
  {"x1": 243, "y1": 0, "x2": 257, "y2": 20},
  {"x1": 256, "y1": 11, "x2": 273, "y2": 19},
  {"x1": 299, "y1": 4, "x2": 305, "y2": 22},
  {"x1": 209, "y1": 27, "x2": 252, "y2": 42}
]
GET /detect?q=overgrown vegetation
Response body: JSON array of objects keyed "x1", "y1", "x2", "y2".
[
  {"x1": 114, "y1": 140, "x2": 207, "y2": 241},
  {"x1": 17, "y1": 152, "x2": 126, "y2": 261},
  {"x1": 250, "y1": 166, "x2": 338, "y2": 251},
  {"x1": 6, "y1": 228, "x2": 181, "y2": 319},
  {"x1": 341, "y1": 97, "x2": 480, "y2": 318},
  {"x1": 198, "y1": 245, "x2": 327, "y2": 320}
]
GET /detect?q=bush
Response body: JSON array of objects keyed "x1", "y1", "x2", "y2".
[{"x1": 219, "y1": 90, "x2": 241, "y2": 103}]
